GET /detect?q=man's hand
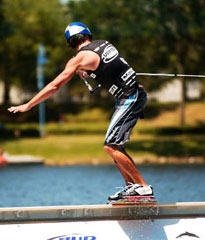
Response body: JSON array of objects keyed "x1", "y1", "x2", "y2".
[
  {"x1": 76, "y1": 70, "x2": 88, "y2": 79},
  {"x1": 8, "y1": 103, "x2": 31, "y2": 114}
]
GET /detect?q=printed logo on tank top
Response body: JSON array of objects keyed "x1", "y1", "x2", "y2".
[
  {"x1": 90, "y1": 73, "x2": 96, "y2": 79},
  {"x1": 109, "y1": 84, "x2": 118, "y2": 95},
  {"x1": 121, "y1": 68, "x2": 135, "y2": 81},
  {"x1": 102, "y1": 44, "x2": 119, "y2": 63}
]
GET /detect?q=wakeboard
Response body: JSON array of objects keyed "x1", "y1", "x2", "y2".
[{"x1": 107, "y1": 196, "x2": 157, "y2": 205}]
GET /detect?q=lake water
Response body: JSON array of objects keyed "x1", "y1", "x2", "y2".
[{"x1": 0, "y1": 164, "x2": 205, "y2": 207}]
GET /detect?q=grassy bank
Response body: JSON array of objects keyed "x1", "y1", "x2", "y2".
[{"x1": 1, "y1": 102, "x2": 204, "y2": 165}]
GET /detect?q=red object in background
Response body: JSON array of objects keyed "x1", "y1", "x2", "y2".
[
  {"x1": 0, "y1": 149, "x2": 7, "y2": 166},
  {"x1": 0, "y1": 156, "x2": 7, "y2": 166}
]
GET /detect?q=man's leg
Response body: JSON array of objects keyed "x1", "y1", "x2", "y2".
[{"x1": 104, "y1": 144, "x2": 147, "y2": 186}]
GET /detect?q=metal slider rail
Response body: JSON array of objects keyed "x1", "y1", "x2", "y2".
[{"x1": 0, "y1": 202, "x2": 205, "y2": 223}]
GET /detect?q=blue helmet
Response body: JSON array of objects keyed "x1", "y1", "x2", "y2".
[{"x1": 65, "y1": 22, "x2": 92, "y2": 42}]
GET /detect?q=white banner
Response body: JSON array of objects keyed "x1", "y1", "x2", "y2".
[{"x1": 0, "y1": 218, "x2": 205, "y2": 240}]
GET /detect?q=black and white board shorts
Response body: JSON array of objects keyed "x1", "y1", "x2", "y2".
[{"x1": 104, "y1": 86, "x2": 147, "y2": 146}]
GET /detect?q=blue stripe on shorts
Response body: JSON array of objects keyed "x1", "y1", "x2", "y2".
[{"x1": 104, "y1": 87, "x2": 147, "y2": 146}]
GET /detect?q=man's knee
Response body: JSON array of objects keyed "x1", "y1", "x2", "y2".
[
  {"x1": 104, "y1": 144, "x2": 122, "y2": 155},
  {"x1": 104, "y1": 145, "x2": 118, "y2": 164}
]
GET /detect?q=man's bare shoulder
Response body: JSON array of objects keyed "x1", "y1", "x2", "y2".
[
  {"x1": 74, "y1": 49, "x2": 100, "y2": 71},
  {"x1": 76, "y1": 49, "x2": 99, "y2": 59}
]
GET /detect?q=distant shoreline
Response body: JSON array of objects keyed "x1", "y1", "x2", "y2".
[{"x1": 44, "y1": 156, "x2": 205, "y2": 166}]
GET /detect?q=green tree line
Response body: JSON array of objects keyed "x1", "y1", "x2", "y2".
[{"x1": 0, "y1": 0, "x2": 204, "y2": 105}]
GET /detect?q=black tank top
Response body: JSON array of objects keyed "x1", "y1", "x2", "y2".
[{"x1": 79, "y1": 40, "x2": 139, "y2": 99}]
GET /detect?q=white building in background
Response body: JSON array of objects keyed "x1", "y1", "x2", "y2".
[
  {"x1": 186, "y1": 80, "x2": 202, "y2": 99},
  {"x1": 149, "y1": 79, "x2": 202, "y2": 102},
  {"x1": 0, "y1": 81, "x2": 68, "y2": 105},
  {"x1": 149, "y1": 79, "x2": 182, "y2": 102},
  {"x1": 0, "y1": 79, "x2": 202, "y2": 104},
  {"x1": 0, "y1": 81, "x2": 34, "y2": 105},
  {"x1": 9, "y1": 85, "x2": 34, "y2": 105}
]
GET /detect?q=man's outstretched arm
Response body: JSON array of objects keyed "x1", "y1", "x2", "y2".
[
  {"x1": 8, "y1": 56, "x2": 81, "y2": 113},
  {"x1": 8, "y1": 50, "x2": 99, "y2": 114}
]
